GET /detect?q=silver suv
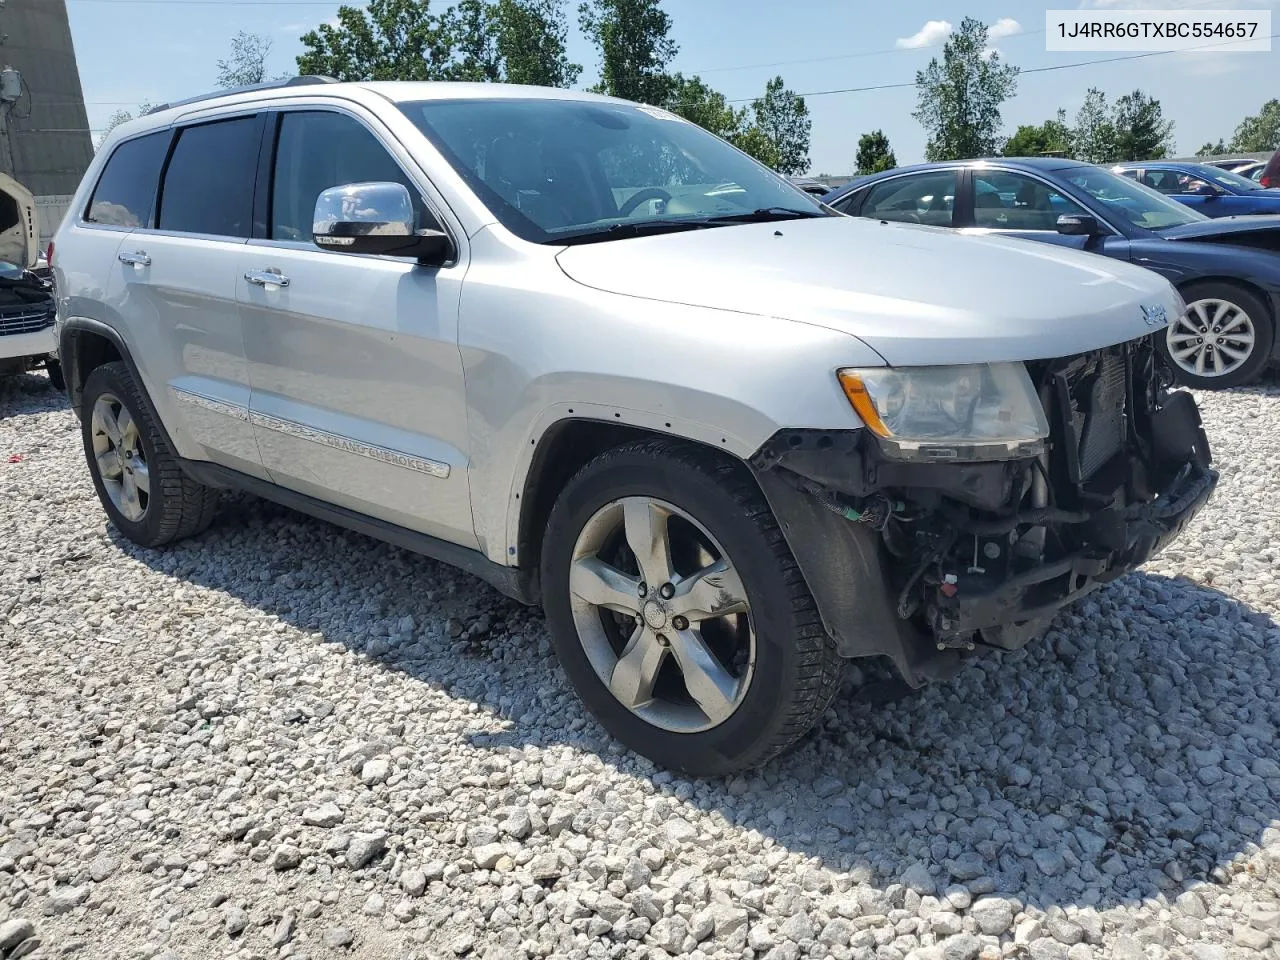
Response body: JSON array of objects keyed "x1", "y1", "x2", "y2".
[{"x1": 53, "y1": 79, "x2": 1216, "y2": 775}]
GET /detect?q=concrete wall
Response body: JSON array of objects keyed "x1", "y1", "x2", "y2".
[{"x1": 0, "y1": 0, "x2": 94, "y2": 198}]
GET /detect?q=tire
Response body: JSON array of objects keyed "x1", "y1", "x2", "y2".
[
  {"x1": 541, "y1": 438, "x2": 842, "y2": 776},
  {"x1": 45, "y1": 359, "x2": 65, "y2": 392},
  {"x1": 81, "y1": 361, "x2": 219, "y2": 547},
  {"x1": 1159, "y1": 282, "x2": 1274, "y2": 389}
]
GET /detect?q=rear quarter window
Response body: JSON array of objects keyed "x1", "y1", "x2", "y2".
[{"x1": 85, "y1": 131, "x2": 171, "y2": 228}]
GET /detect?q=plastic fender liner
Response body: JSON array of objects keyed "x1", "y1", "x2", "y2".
[{"x1": 750, "y1": 465, "x2": 962, "y2": 688}]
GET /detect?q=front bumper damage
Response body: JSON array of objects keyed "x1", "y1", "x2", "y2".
[{"x1": 750, "y1": 336, "x2": 1217, "y2": 687}]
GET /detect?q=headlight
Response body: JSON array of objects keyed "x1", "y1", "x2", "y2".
[{"x1": 837, "y1": 363, "x2": 1049, "y2": 462}]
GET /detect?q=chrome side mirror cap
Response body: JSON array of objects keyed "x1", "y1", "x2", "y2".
[{"x1": 312, "y1": 182, "x2": 452, "y2": 264}]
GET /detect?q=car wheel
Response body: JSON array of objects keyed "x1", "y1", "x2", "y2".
[
  {"x1": 1160, "y1": 282, "x2": 1274, "y2": 389},
  {"x1": 45, "y1": 359, "x2": 65, "y2": 392},
  {"x1": 541, "y1": 438, "x2": 842, "y2": 775},
  {"x1": 81, "y1": 361, "x2": 219, "y2": 547}
]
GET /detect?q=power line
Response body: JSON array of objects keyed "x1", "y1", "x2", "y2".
[{"x1": 724, "y1": 33, "x2": 1280, "y2": 103}]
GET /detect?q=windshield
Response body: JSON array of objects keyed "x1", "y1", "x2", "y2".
[
  {"x1": 398, "y1": 98, "x2": 826, "y2": 244},
  {"x1": 1190, "y1": 163, "x2": 1266, "y2": 193},
  {"x1": 1060, "y1": 166, "x2": 1206, "y2": 231}
]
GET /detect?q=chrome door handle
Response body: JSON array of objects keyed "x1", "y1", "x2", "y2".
[
  {"x1": 118, "y1": 251, "x2": 150, "y2": 266},
  {"x1": 244, "y1": 269, "x2": 290, "y2": 288}
]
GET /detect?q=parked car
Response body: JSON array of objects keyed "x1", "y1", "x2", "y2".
[
  {"x1": 824, "y1": 158, "x2": 1280, "y2": 388},
  {"x1": 1215, "y1": 159, "x2": 1267, "y2": 181},
  {"x1": 789, "y1": 176, "x2": 831, "y2": 196},
  {"x1": 0, "y1": 171, "x2": 61, "y2": 388},
  {"x1": 1261, "y1": 148, "x2": 1280, "y2": 189},
  {"x1": 1203, "y1": 157, "x2": 1261, "y2": 173},
  {"x1": 53, "y1": 81, "x2": 1215, "y2": 774},
  {"x1": 1112, "y1": 160, "x2": 1280, "y2": 217}
]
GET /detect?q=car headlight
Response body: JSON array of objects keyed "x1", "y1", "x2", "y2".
[{"x1": 837, "y1": 362, "x2": 1049, "y2": 462}]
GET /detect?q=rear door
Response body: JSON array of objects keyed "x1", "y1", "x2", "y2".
[
  {"x1": 114, "y1": 113, "x2": 268, "y2": 478},
  {"x1": 237, "y1": 106, "x2": 474, "y2": 547}
]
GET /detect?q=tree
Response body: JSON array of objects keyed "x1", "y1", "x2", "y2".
[
  {"x1": 1229, "y1": 99, "x2": 1280, "y2": 152},
  {"x1": 749, "y1": 76, "x2": 810, "y2": 176},
  {"x1": 1111, "y1": 89, "x2": 1175, "y2": 161},
  {"x1": 98, "y1": 103, "x2": 155, "y2": 148},
  {"x1": 1072, "y1": 88, "x2": 1116, "y2": 164},
  {"x1": 297, "y1": 0, "x2": 457, "y2": 82},
  {"x1": 666, "y1": 73, "x2": 743, "y2": 139},
  {"x1": 578, "y1": 0, "x2": 677, "y2": 106},
  {"x1": 1004, "y1": 109, "x2": 1072, "y2": 157},
  {"x1": 912, "y1": 17, "x2": 1019, "y2": 161},
  {"x1": 1197, "y1": 139, "x2": 1228, "y2": 157},
  {"x1": 855, "y1": 130, "x2": 896, "y2": 175},
  {"x1": 493, "y1": 0, "x2": 580, "y2": 87},
  {"x1": 730, "y1": 125, "x2": 780, "y2": 169},
  {"x1": 216, "y1": 32, "x2": 284, "y2": 88}
]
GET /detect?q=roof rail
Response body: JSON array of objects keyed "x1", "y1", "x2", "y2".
[{"x1": 146, "y1": 76, "x2": 340, "y2": 116}]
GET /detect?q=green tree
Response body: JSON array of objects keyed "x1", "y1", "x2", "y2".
[
  {"x1": 750, "y1": 76, "x2": 810, "y2": 175},
  {"x1": 578, "y1": 0, "x2": 676, "y2": 106},
  {"x1": 1072, "y1": 87, "x2": 1116, "y2": 164},
  {"x1": 730, "y1": 125, "x2": 780, "y2": 169},
  {"x1": 297, "y1": 0, "x2": 455, "y2": 81},
  {"x1": 217, "y1": 31, "x2": 286, "y2": 88},
  {"x1": 1111, "y1": 89, "x2": 1175, "y2": 161},
  {"x1": 1229, "y1": 99, "x2": 1280, "y2": 152},
  {"x1": 97, "y1": 102, "x2": 155, "y2": 148},
  {"x1": 912, "y1": 17, "x2": 1019, "y2": 161},
  {"x1": 665, "y1": 73, "x2": 743, "y2": 139},
  {"x1": 855, "y1": 129, "x2": 896, "y2": 174},
  {"x1": 1003, "y1": 109, "x2": 1072, "y2": 157},
  {"x1": 1197, "y1": 139, "x2": 1228, "y2": 157},
  {"x1": 494, "y1": 0, "x2": 580, "y2": 87}
]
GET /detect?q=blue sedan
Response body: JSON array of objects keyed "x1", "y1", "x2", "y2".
[
  {"x1": 1112, "y1": 160, "x2": 1280, "y2": 217},
  {"x1": 822, "y1": 158, "x2": 1280, "y2": 388}
]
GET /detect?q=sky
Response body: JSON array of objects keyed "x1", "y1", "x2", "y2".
[{"x1": 66, "y1": 0, "x2": 1280, "y2": 175}]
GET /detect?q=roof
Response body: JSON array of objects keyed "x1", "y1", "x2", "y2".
[{"x1": 821, "y1": 156, "x2": 1095, "y2": 200}]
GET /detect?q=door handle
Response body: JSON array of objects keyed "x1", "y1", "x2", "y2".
[
  {"x1": 244, "y1": 269, "x2": 290, "y2": 288},
  {"x1": 118, "y1": 251, "x2": 150, "y2": 267}
]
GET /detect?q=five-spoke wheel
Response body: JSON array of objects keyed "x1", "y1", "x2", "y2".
[{"x1": 91, "y1": 392, "x2": 151, "y2": 522}]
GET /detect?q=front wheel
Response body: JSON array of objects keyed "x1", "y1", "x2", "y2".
[
  {"x1": 45, "y1": 359, "x2": 65, "y2": 392},
  {"x1": 1160, "y1": 282, "x2": 1273, "y2": 389},
  {"x1": 541, "y1": 439, "x2": 842, "y2": 776}
]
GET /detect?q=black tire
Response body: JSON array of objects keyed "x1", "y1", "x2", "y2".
[
  {"x1": 1159, "y1": 281, "x2": 1274, "y2": 389},
  {"x1": 45, "y1": 359, "x2": 65, "y2": 392},
  {"x1": 541, "y1": 439, "x2": 843, "y2": 776},
  {"x1": 81, "y1": 361, "x2": 219, "y2": 547}
]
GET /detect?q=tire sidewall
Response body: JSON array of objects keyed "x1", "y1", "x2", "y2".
[
  {"x1": 542, "y1": 450, "x2": 813, "y2": 775},
  {"x1": 81, "y1": 363, "x2": 166, "y2": 545},
  {"x1": 1162, "y1": 282, "x2": 1274, "y2": 389}
]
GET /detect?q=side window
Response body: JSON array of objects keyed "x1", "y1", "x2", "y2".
[
  {"x1": 972, "y1": 171, "x2": 1086, "y2": 231},
  {"x1": 271, "y1": 111, "x2": 424, "y2": 243},
  {"x1": 158, "y1": 116, "x2": 261, "y2": 238},
  {"x1": 1141, "y1": 170, "x2": 1178, "y2": 194},
  {"x1": 861, "y1": 172, "x2": 956, "y2": 227},
  {"x1": 85, "y1": 131, "x2": 170, "y2": 228}
]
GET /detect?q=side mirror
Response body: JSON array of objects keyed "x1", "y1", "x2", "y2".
[
  {"x1": 313, "y1": 182, "x2": 453, "y2": 265},
  {"x1": 1056, "y1": 213, "x2": 1102, "y2": 237}
]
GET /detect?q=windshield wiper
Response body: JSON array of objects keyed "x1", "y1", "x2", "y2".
[
  {"x1": 702, "y1": 206, "x2": 830, "y2": 224},
  {"x1": 553, "y1": 219, "x2": 714, "y2": 246}
]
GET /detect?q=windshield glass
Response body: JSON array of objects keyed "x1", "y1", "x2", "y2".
[
  {"x1": 398, "y1": 98, "x2": 826, "y2": 243},
  {"x1": 1060, "y1": 166, "x2": 1206, "y2": 231},
  {"x1": 1190, "y1": 163, "x2": 1266, "y2": 192}
]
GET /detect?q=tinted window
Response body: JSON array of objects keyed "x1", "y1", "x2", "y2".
[
  {"x1": 1059, "y1": 166, "x2": 1203, "y2": 230},
  {"x1": 271, "y1": 111, "x2": 424, "y2": 242},
  {"x1": 158, "y1": 117, "x2": 260, "y2": 238},
  {"x1": 861, "y1": 172, "x2": 956, "y2": 226},
  {"x1": 972, "y1": 171, "x2": 1086, "y2": 230},
  {"x1": 86, "y1": 132, "x2": 170, "y2": 228},
  {"x1": 398, "y1": 98, "x2": 823, "y2": 244}
]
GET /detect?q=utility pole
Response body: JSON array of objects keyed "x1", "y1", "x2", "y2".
[{"x1": 0, "y1": 0, "x2": 16, "y2": 180}]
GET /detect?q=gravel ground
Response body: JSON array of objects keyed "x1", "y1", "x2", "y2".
[{"x1": 3, "y1": 369, "x2": 1280, "y2": 960}]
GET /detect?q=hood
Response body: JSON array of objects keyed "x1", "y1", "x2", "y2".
[
  {"x1": 0, "y1": 171, "x2": 37, "y2": 271},
  {"x1": 555, "y1": 217, "x2": 1181, "y2": 366},
  {"x1": 1159, "y1": 214, "x2": 1280, "y2": 243}
]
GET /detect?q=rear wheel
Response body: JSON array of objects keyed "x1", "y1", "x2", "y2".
[
  {"x1": 541, "y1": 439, "x2": 842, "y2": 775},
  {"x1": 1160, "y1": 282, "x2": 1273, "y2": 389},
  {"x1": 45, "y1": 359, "x2": 64, "y2": 392},
  {"x1": 81, "y1": 361, "x2": 219, "y2": 547}
]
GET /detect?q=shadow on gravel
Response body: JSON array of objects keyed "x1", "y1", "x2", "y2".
[
  {"x1": 106, "y1": 479, "x2": 1280, "y2": 918},
  {"x1": 0, "y1": 370, "x2": 69, "y2": 418}
]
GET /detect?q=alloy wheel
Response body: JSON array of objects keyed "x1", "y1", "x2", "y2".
[
  {"x1": 1167, "y1": 298, "x2": 1256, "y2": 380},
  {"x1": 568, "y1": 496, "x2": 755, "y2": 733},
  {"x1": 90, "y1": 392, "x2": 150, "y2": 522}
]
